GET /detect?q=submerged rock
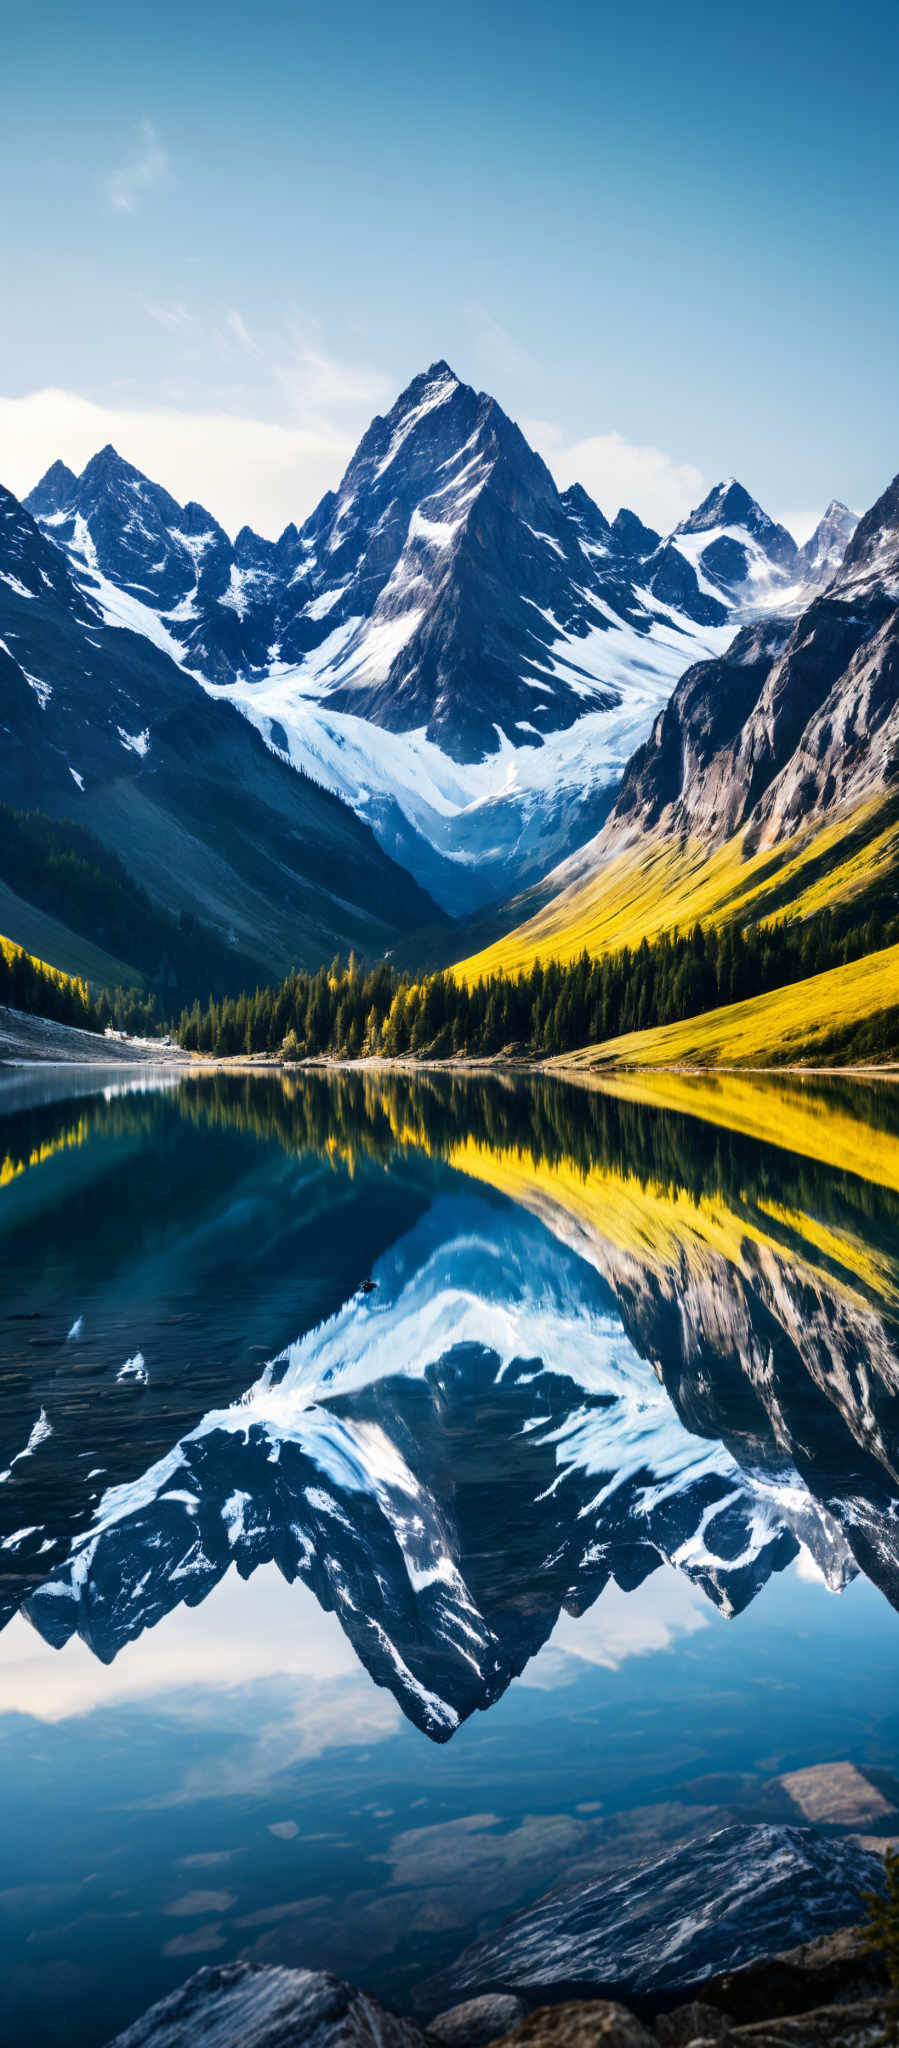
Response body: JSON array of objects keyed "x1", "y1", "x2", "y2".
[
  {"x1": 423, "y1": 1826, "x2": 884, "y2": 2005},
  {"x1": 104, "y1": 1961, "x2": 428, "y2": 2048}
]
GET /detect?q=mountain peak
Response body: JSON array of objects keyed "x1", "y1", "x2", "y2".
[
  {"x1": 25, "y1": 458, "x2": 78, "y2": 518},
  {"x1": 678, "y1": 478, "x2": 763, "y2": 534},
  {"x1": 390, "y1": 359, "x2": 461, "y2": 415},
  {"x1": 561, "y1": 481, "x2": 611, "y2": 550},
  {"x1": 675, "y1": 479, "x2": 798, "y2": 578},
  {"x1": 835, "y1": 470, "x2": 899, "y2": 591},
  {"x1": 79, "y1": 442, "x2": 142, "y2": 486},
  {"x1": 798, "y1": 500, "x2": 857, "y2": 583}
]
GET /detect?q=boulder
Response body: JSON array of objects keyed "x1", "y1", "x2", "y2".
[
  {"x1": 699, "y1": 1927, "x2": 889, "y2": 2024},
  {"x1": 428, "y1": 1997, "x2": 528, "y2": 2048},
  {"x1": 422, "y1": 1828, "x2": 885, "y2": 2007},
  {"x1": 104, "y1": 1962, "x2": 428, "y2": 2048},
  {"x1": 490, "y1": 2002, "x2": 656, "y2": 2048}
]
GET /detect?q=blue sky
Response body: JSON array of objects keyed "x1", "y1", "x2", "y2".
[{"x1": 2, "y1": 0, "x2": 897, "y2": 537}]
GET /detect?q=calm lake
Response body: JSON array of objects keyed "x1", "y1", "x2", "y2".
[{"x1": 2, "y1": 1065, "x2": 899, "y2": 2047}]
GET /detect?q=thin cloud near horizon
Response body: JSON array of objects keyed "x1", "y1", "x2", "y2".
[{"x1": 0, "y1": 376, "x2": 825, "y2": 545}]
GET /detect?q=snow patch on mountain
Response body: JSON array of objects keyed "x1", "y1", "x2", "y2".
[{"x1": 204, "y1": 602, "x2": 732, "y2": 906}]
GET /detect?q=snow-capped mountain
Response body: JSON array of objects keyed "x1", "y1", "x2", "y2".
[
  {"x1": 666, "y1": 478, "x2": 800, "y2": 607},
  {"x1": 798, "y1": 499, "x2": 858, "y2": 587},
  {"x1": 25, "y1": 366, "x2": 848, "y2": 914},
  {"x1": 0, "y1": 484, "x2": 440, "y2": 976},
  {"x1": 575, "y1": 469, "x2": 898, "y2": 863}
]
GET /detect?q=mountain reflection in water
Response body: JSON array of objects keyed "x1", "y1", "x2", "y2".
[{"x1": 2, "y1": 1066, "x2": 899, "y2": 1740}]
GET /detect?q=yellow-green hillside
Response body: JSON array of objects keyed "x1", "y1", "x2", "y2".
[
  {"x1": 455, "y1": 795, "x2": 899, "y2": 982},
  {"x1": 554, "y1": 941, "x2": 899, "y2": 1070},
  {"x1": 0, "y1": 930, "x2": 100, "y2": 1035}
]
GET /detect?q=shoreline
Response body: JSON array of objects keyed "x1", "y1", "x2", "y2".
[{"x1": 1, "y1": 1006, "x2": 898, "y2": 1081}]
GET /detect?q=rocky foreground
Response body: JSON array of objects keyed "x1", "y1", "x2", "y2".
[{"x1": 106, "y1": 1927, "x2": 892, "y2": 2048}]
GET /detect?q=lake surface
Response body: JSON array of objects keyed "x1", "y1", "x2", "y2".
[{"x1": 2, "y1": 1065, "x2": 899, "y2": 2046}]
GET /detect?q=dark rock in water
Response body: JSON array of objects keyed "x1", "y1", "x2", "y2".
[
  {"x1": 424, "y1": 1827, "x2": 884, "y2": 2006},
  {"x1": 427, "y1": 1994, "x2": 528, "y2": 2048},
  {"x1": 104, "y1": 1961, "x2": 428, "y2": 2048}
]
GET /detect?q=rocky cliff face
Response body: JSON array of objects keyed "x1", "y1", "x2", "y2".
[
  {"x1": 798, "y1": 501, "x2": 858, "y2": 587},
  {"x1": 565, "y1": 469, "x2": 898, "y2": 870},
  {"x1": 104, "y1": 1961, "x2": 427, "y2": 2048}
]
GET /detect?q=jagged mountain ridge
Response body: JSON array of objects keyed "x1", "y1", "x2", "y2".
[
  {"x1": 22, "y1": 365, "x2": 851, "y2": 914},
  {"x1": 672, "y1": 479, "x2": 799, "y2": 605},
  {"x1": 798, "y1": 499, "x2": 857, "y2": 587},
  {"x1": 26, "y1": 364, "x2": 739, "y2": 741},
  {"x1": 598, "y1": 469, "x2": 899, "y2": 858},
  {"x1": 456, "y1": 468, "x2": 894, "y2": 976},
  {"x1": 0, "y1": 486, "x2": 442, "y2": 981}
]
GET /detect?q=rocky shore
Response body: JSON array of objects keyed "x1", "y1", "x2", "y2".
[
  {"x1": 0, "y1": 1003, "x2": 190, "y2": 1064},
  {"x1": 106, "y1": 1926, "x2": 892, "y2": 2048}
]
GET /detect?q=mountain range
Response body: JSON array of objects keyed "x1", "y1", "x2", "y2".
[
  {"x1": 0, "y1": 481, "x2": 441, "y2": 986},
  {"x1": 459, "y1": 467, "x2": 899, "y2": 996},
  {"x1": 1, "y1": 364, "x2": 858, "y2": 991}
]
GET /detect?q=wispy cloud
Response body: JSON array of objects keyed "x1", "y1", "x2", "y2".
[
  {"x1": 223, "y1": 309, "x2": 261, "y2": 354},
  {"x1": 107, "y1": 119, "x2": 169, "y2": 213},
  {"x1": 275, "y1": 324, "x2": 394, "y2": 425},
  {"x1": 525, "y1": 420, "x2": 705, "y2": 531},
  {"x1": 146, "y1": 301, "x2": 193, "y2": 332},
  {"x1": 1, "y1": 308, "x2": 400, "y2": 536},
  {"x1": 0, "y1": 385, "x2": 359, "y2": 538}
]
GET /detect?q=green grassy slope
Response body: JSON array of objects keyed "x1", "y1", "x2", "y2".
[
  {"x1": 556, "y1": 941, "x2": 899, "y2": 1069},
  {"x1": 456, "y1": 796, "x2": 899, "y2": 983}
]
